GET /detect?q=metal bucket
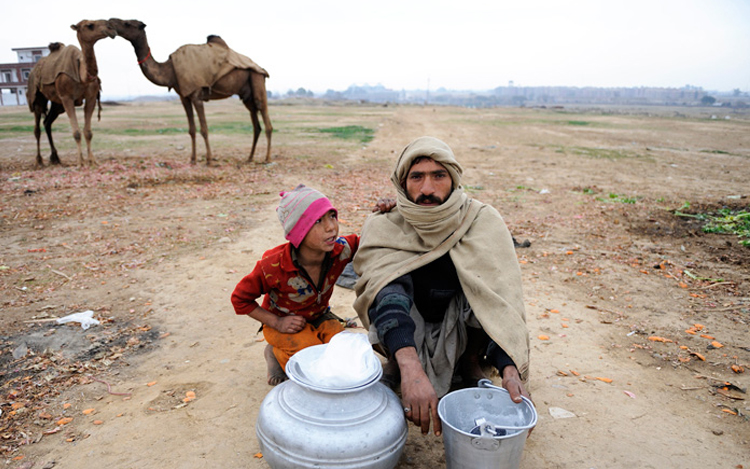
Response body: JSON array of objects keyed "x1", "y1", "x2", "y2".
[{"x1": 438, "y1": 379, "x2": 537, "y2": 469}]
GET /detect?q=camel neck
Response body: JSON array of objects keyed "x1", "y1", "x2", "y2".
[{"x1": 79, "y1": 41, "x2": 99, "y2": 79}]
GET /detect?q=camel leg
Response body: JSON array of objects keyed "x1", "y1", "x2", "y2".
[
  {"x1": 44, "y1": 103, "x2": 64, "y2": 166},
  {"x1": 32, "y1": 107, "x2": 44, "y2": 168},
  {"x1": 251, "y1": 73, "x2": 273, "y2": 163},
  {"x1": 259, "y1": 107, "x2": 273, "y2": 163},
  {"x1": 60, "y1": 96, "x2": 84, "y2": 166},
  {"x1": 82, "y1": 95, "x2": 98, "y2": 166},
  {"x1": 243, "y1": 100, "x2": 261, "y2": 163},
  {"x1": 191, "y1": 96, "x2": 212, "y2": 166},
  {"x1": 179, "y1": 96, "x2": 198, "y2": 165}
]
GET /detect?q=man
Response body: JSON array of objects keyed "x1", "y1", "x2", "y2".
[{"x1": 353, "y1": 136, "x2": 530, "y2": 437}]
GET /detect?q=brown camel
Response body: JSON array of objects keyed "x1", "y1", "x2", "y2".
[
  {"x1": 109, "y1": 18, "x2": 273, "y2": 165},
  {"x1": 26, "y1": 20, "x2": 116, "y2": 167}
]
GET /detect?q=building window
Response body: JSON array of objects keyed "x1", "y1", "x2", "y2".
[
  {"x1": 34, "y1": 55, "x2": 42, "y2": 62},
  {"x1": 1, "y1": 71, "x2": 12, "y2": 83},
  {"x1": 23, "y1": 69, "x2": 31, "y2": 80}
]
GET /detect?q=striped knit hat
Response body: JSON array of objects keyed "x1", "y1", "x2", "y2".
[{"x1": 277, "y1": 185, "x2": 337, "y2": 248}]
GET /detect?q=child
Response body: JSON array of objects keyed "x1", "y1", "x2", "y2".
[{"x1": 231, "y1": 185, "x2": 388, "y2": 385}]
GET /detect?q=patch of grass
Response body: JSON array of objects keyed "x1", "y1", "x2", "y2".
[
  {"x1": 567, "y1": 120, "x2": 590, "y2": 126},
  {"x1": 0, "y1": 125, "x2": 35, "y2": 133},
  {"x1": 699, "y1": 149, "x2": 732, "y2": 155},
  {"x1": 595, "y1": 193, "x2": 639, "y2": 204},
  {"x1": 674, "y1": 203, "x2": 750, "y2": 246},
  {"x1": 317, "y1": 125, "x2": 375, "y2": 144}
]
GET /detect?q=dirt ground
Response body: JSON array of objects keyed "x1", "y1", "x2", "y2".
[{"x1": 1, "y1": 100, "x2": 748, "y2": 468}]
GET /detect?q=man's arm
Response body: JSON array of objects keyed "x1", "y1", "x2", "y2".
[{"x1": 395, "y1": 346, "x2": 442, "y2": 436}]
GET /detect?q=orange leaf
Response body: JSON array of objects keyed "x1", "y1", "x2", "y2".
[
  {"x1": 93, "y1": 420, "x2": 104, "y2": 425},
  {"x1": 82, "y1": 408, "x2": 95, "y2": 415},
  {"x1": 678, "y1": 282, "x2": 688, "y2": 288},
  {"x1": 731, "y1": 364, "x2": 744, "y2": 373},
  {"x1": 648, "y1": 336, "x2": 672, "y2": 343},
  {"x1": 596, "y1": 377, "x2": 613, "y2": 383},
  {"x1": 700, "y1": 334, "x2": 714, "y2": 340},
  {"x1": 679, "y1": 345, "x2": 688, "y2": 350},
  {"x1": 57, "y1": 417, "x2": 73, "y2": 426},
  {"x1": 691, "y1": 352, "x2": 706, "y2": 361},
  {"x1": 549, "y1": 309, "x2": 560, "y2": 314},
  {"x1": 685, "y1": 329, "x2": 696, "y2": 335},
  {"x1": 711, "y1": 341, "x2": 723, "y2": 348},
  {"x1": 254, "y1": 453, "x2": 263, "y2": 459},
  {"x1": 11, "y1": 402, "x2": 25, "y2": 410},
  {"x1": 721, "y1": 409, "x2": 737, "y2": 415},
  {"x1": 538, "y1": 335, "x2": 550, "y2": 341},
  {"x1": 146, "y1": 381, "x2": 157, "y2": 387},
  {"x1": 569, "y1": 370, "x2": 580, "y2": 376},
  {"x1": 693, "y1": 324, "x2": 705, "y2": 330},
  {"x1": 63, "y1": 403, "x2": 72, "y2": 409}
]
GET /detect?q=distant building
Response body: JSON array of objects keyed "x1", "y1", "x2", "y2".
[{"x1": 0, "y1": 46, "x2": 51, "y2": 106}]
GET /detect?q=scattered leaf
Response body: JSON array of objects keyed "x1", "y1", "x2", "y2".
[
  {"x1": 82, "y1": 408, "x2": 95, "y2": 415},
  {"x1": 721, "y1": 409, "x2": 737, "y2": 415},
  {"x1": 700, "y1": 334, "x2": 715, "y2": 340},
  {"x1": 147, "y1": 381, "x2": 157, "y2": 387},
  {"x1": 93, "y1": 420, "x2": 104, "y2": 425},
  {"x1": 596, "y1": 377, "x2": 613, "y2": 383},
  {"x1": 691, "y1": 352, "x2": 706, "y2": 361},
  {"x1": 57, "y1": 417, "x2": 73, "y2": 426},
  {"x1": 623, "y1": 391, "x2": 636, "y2": 398},
  {"x1": 63, "y1": 403, "x2": 72, "y2": 409},
  {"x1": 569, "y1": 370, "x2": 580, "y2": 376},
  {"x1": 731, "y1": 364, "x2": 744, "y2": 374},
  {"x1": 538, "y1": 335, "x2": 550, "y2": 341},
  {"x1": 254, "y1": 452, "x2": 263, "y2": 459},
  {"x1": 710, "y1": 341, "x2": 723, "y2": 348}
]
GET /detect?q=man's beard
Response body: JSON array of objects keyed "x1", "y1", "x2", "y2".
[{"x1": 415, "y1": 194, "x2": 444, "y2": 205}]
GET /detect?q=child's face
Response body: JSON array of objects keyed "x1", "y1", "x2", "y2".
[{"x1": 300, "y1": 210, "x2": 339, "y2": 253}]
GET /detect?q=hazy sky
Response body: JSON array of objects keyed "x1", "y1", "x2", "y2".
[{"x1": 1, "y1": 0, "x2": 748, "y2": 99}]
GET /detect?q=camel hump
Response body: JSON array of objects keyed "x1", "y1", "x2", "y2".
[
  {"x1": 206, "y1": 35, "x2": 229, "y2": 48},
  {"x1": 48, "y1": 42, "x2": 65, "y2": 52}
]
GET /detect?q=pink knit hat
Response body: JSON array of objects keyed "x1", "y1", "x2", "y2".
[{"x1": 277, "y1": 185, "x2": 337, "y2": 248}]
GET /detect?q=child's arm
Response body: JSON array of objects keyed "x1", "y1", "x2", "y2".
[{"x1": 247, "y1": 306, "x2": 306, "y2": 334}]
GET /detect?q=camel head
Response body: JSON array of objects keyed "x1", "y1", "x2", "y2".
[
  {"x1": 71, "y1": 19, "x2": 117, "y2": 44},
  {"x1": 108, "y1": 18, "x2": 147, "y2": 44}
]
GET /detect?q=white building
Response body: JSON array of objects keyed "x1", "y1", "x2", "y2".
[{"x1": 0, "y1": 46, "x2": 51, "y2": 106}]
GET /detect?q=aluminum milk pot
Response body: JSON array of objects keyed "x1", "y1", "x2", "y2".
[{"x1": 256, "y1": 344, "x2": 407, "y2": 468}]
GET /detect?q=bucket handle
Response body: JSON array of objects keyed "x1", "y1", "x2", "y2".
[{"x1": 476, "y1": 378, "x2": 539, "y2": 431}]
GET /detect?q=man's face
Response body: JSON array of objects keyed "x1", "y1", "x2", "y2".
[{"x1": 405, "y1": 158, "x2": 453, "y2": 206}]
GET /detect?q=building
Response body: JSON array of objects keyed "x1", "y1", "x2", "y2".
[{"x1": 0, "y1": 46, "x2": 51, "y2": 106}]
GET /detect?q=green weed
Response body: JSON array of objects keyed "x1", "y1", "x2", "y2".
[
  {"x1": 674, "y1": 204, "x2": 750, "y2": 246},
  {"x1": 317, "y1": 125, "x2": 374, "y2": 144}
]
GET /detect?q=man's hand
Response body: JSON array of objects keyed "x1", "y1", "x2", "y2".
[
  {"x1": 395, "y1": 347, "x2": 441, "y2": 436},
  {"x1": 372, "y1": 197, "x2": 396, "y2": 213},
  {"x1": 501, "y1": 365, "x2": 534, "y2": 436},
  {"x1": 501, "y1": 365, "x2": 530, "y2": 403}
]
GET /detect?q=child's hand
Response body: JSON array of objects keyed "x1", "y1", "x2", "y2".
[{"x1": 274, "y1": 315, "x2": 306, "y2": 334}]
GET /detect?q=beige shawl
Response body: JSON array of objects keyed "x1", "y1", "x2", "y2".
[{"x1": 353, "y1": 137, "x2": 529, "y2": 382}]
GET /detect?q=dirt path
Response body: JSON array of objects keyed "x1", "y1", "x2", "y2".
[{"x1": 1, "y1": 102, "x2": 748, "y2": 468}]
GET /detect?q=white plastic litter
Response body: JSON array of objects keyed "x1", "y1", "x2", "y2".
[
  {"x1": 306, "y1": 332, "x2": 381, "y2": 388},
  {"x1": 56, "y1": 310, "x2": 100, "y2": 330},
  {"x1": 548, "y1": 407, "x2": 577, "y2": 419}
]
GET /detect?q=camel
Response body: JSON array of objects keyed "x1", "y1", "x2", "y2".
[
  {"x1": 27, "y1": 20, "x2": 116, "y2": 167},
  {"x1": 108, "y1": 18, "x2": 273, "y2": 165}
]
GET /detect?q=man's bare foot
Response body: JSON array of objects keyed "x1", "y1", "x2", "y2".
[{"x1": 264, "y1": 344, "x2": 287, "y2": 386}]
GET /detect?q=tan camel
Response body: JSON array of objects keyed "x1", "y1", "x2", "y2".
[
  {"x1": 109, "y1": 18, "x2": 273, "y2": 165},
  {"x1": 26, "y1": 20, "x2": 116, "y2": 167}
]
